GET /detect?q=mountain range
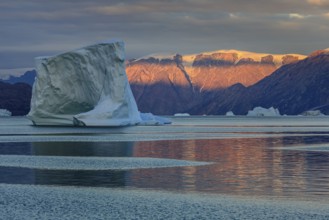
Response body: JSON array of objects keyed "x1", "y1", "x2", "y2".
[
  {"x1": 0, "y1": 70, "x2": 36, "y2": 86},
  {"x1": 191, "y1": 49, "x2": 329, "y2": 115},
  {"x1": 1, "y1": 48, "x2": 329, "y2": 116},
  {"x1": 0, "y1": 81, "x2": 32, "y2": 115},
  {"x1": 126, "y1": 49, "x2": 318, "y2": 115}
]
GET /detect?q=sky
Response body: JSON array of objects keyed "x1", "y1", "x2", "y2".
[{"x1": 1, "y1": 0, "x2": 329, "y2": 70}]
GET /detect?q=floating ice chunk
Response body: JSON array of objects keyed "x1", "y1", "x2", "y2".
[
  {"x1": 0, "y1": 155, "x2": 211, "y2": 170},
  {"x1": 300, "y1": 110, "x2": 325, "y2": 116},
  {"x1": 174, "y1": 113, "x2": 190, "y2": 117},
  {"x1": 247, "y1": 106, "x2": 281, "y2": 116},
  {"x1": 139, "y1": 112, "x2": 171, "y2": 125},
  {"x1": 274, "y1": 144, "x2": 329, "y2": 152},
  {"x1": 0, "y1": 109, "x2": 11, "y2": 117},
  {"x1": 225, "y1": 111, "x2": 235, "y2": 116},
  {"x1": 27, "y1": 40, "x2": 169, "y2": 126}
]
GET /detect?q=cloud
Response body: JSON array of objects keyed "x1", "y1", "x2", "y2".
[
  {"x1": 289, "y1": 13, "x2": 307, "y2": 19},
  {"x1": 307, "y1": 0, "x2": 329, "y2": 6},
  {"x1": 90, "y1": 4, "x2": 151, "y2": 15},
  {"x1": 1, "y1": 0, "x2": 329, "y2": 69},
  {"x1": 229, "y1": 13, "x2": 240, "y2": 19}
]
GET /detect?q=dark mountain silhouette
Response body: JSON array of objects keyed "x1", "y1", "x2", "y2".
[
  {"x1": 0, "y1": 81, "x2": 32, "y2": 115},
  {"x1": 0, "y1": 70, "x2": 36, "y2": 86},
  {"x1": 241, "y1": 49, "x2": 329, "y2": 115},
  {"x1": 126, "y1": 50, "x2": 306, "y2": 115}
]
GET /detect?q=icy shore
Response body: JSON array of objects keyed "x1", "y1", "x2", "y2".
[{"x1": 1, "y1": 184, "x2": 329, "y2": 219}]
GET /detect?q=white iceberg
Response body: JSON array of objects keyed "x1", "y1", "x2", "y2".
[
  {"x1": 247, "y1": 106, "x2": 281, "y2": 116},
  {"x1": 300, "y1": 110, "x2": 325, "y2": 116},
  {"x1": 139, "y1": 112, "x2": 172, "y2": 125},
  {"x1": 0, "y1": 109, "x2": 11, "y2": 117},
  {"x1": 225, "y1": 111, "x2": 235, "y2": 116},
  {"x1": 174, "y1": 113, "x2": 190, "y2": 117},
  {"x1": 27, "y1": 40, "x2": 170, "y2": 126}
]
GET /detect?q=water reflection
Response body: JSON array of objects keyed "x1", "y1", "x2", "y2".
[
  {"x1": 0, "y1": 135, "x2": 329, "y2": 200},
  {"x1": 34, "y1": 169, "x2": 127, "y2": 187},
  {"x1": 32, "y1": 142, "x2": 134, "y2": 157},
  {"x1": 0, "y1": 142, "x2": 134, "y2": 157},
  {"x1": 130, "y1": 138, "x2": 329, "y2": 199}
]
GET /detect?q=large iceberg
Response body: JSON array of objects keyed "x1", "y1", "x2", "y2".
[{"x1": 27, "y1": 40, "x2": 169, "y2": 126}]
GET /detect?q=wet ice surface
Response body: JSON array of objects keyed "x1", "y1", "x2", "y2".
[
  {"x1": 1, "y1": 116, "x2": 329, "y2": 143},
  {"x1": 1, "y1": 116, "x2": 329, "y2": 219}
]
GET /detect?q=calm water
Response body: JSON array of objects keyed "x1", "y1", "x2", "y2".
[{"x1": 1, "y1": 133, "x2": 329, "y2": 201}]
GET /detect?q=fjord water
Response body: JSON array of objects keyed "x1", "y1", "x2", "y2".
[{"x1": 1, "y1": 116, "x2": 329, "y2": 203}]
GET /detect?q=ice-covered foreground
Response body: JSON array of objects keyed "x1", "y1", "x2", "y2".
[{"x1": 1, "y1": 184, "x2": 329, "y2": 219}]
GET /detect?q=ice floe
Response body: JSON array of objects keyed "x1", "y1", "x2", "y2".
[
  {"x1": 274, "y1": 144, "x2": 329, "y2": 152},
  {"x1": 0, "y1": 155, "x2": 211, "y2": 170},
  {"x1": 247, "y1": 106, "x2": 281, "y2": 116},
  {"x1": 225, "y1": 111, "x2": 235, "y2": 116},
  {"x1": 0, "y1": 109, "x2": 11, "y2": 117}
]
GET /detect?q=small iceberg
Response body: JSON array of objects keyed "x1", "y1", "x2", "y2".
[
  {"x1": 300, "y1": 110, "x2": 325, "y2": 116},
  {"x1": 247, "y1": 106, "x2": 281, "y2": 116},
  {"x1": 225, "y1": 111, "x2": 235, "y2": 116},
  {"x1": 174, "y1": 113, "x2": 190, "y2": 117},
  {"x1": 0, "y1": 109, "x2": 11, "y2": 117}
]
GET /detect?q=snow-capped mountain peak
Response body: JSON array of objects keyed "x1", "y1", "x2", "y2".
[{"x1": 130, "y1": 49, "x2": 306, "y2": 67}]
